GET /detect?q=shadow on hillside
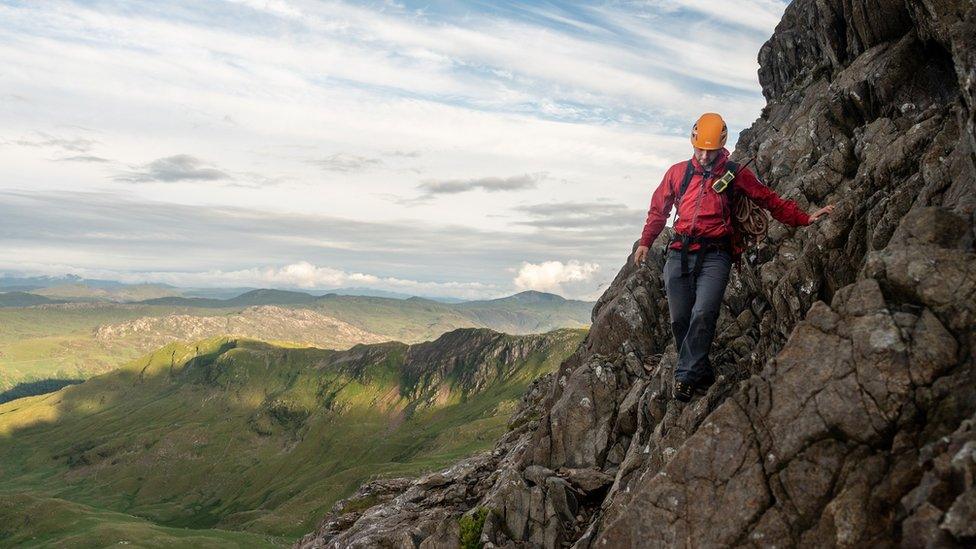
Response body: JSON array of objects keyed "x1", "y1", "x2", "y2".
[
  {"x1": 0, "y1": 331, "x2": 584, "y2": 539},
  {"x1": 0, "y1": 378, "x2": 84, "y2": 405}
]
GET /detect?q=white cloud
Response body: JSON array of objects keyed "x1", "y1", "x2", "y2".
[
  {"x1": 2, "y1": 260, "x2": 503, "y2": 300},
  {"x1": 631, "y1": 0, "x2": 784, "y2": 33},
  {"x1": 513, "y1": 260, "x2": 603, "y2": 298}
]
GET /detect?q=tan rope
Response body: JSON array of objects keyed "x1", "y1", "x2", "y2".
[{"x1": 732, "y1": 195, "x2": 769, "y2": 246}]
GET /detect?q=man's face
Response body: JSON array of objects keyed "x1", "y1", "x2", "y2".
[{"x1": 694, "y1": 147, "x2": 720, "y2": 168}]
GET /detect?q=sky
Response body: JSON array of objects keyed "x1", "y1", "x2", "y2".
[{"x1": 0, "y1": 0, "x2": 789, "y2": 300}]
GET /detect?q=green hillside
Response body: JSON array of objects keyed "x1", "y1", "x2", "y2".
[
  {"x1": 0, "y1": 304, "x2": 186, "y2": 394},
  {"x1": 309, "y1": 295, "x2": 479, "y2": 342},
  {"x1": 0, "y1": 303, "x2": 254, "y2": 396},
  {"x1": 0, "y1": 292, "x2": 593, "y2": 398},
  {"x1": 0, "y1": 292, "x2": 62, "y2": 307},
  {"x1": 0, "y1": 328, "x2": 585, "y2": 546}
]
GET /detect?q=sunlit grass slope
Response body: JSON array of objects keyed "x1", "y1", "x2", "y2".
[
  {"x1": 0, "y1": 327, "x2": 585, "y2": 544},
  {"x1": 0, "y1": 493, "x2": 286, "y2": 548}
]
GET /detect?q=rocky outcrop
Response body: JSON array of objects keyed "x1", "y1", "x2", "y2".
[
  {"x1": 94, "y1": 305, "x2": 388, "y2": 352},
  {"x1": 299, "y1": 1, "x2": 976, "y2": 547}
]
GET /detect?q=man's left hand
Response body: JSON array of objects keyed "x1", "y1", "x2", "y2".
[{"x1": 809, "y1": 204, "x2": 835, "y2": 222}]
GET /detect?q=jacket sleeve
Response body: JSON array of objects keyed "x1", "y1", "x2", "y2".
[
  {"x1": 735, "y1": 167, "x2": 811, "y2": 227},
  {"x1": 638, "y1": 166, "x2": 676, "y2": 247}
]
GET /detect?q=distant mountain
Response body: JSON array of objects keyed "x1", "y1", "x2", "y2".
[
  {"x1": 455, "y1": 290, "x2": 592, "y2": 334},
  {"x1": 32, "y1": 283, "x2": 181, "y2": 302},
  {"x1": 0, "y1": 274, "x2": 178, "y2": 293},
  {"x1": 0, "y1": 273, "x2": 85, "y2": 289},
  {"x1": 181, "y1": 286, "x2": 259, "y2": 299},
  {"x1": 315, "y1": 287, "x2": 416, "y2": 299},
  {"x1": 132, "y1": 290, "x2": 594, "y2": 342},
  {"x1": 316, "y1": 287, "x2": 467, "y2": 303},
  {"x1": 0, "y1": 328, "x2": 585, "y2": 544},
  {"x1": 491, "y1": 290, "x2": 566, "y2": 303},
  {"x1": 0, "y1": 291, "x2": 62, "y2": 307},
  {"x1": 142, "y1": 288, "x2": 319, "y2": 308}
]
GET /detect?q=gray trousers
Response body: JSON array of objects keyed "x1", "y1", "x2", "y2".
[{"x1": 663, "y1": 247, "x2": 732, "y2": 385}]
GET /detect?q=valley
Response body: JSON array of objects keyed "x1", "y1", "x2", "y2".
[{"x1": 0, "y1": 328, "x2": 585, "y2": 545}]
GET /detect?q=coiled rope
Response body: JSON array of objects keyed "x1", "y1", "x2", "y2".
[{"x1": 732, "y1": 195, "x2": 769, "y2": 246}]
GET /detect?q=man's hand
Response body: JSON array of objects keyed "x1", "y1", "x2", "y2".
[
  {"x1": 809, "y1": 204, "x2": 835, "y2": 223},
  {"x1": 633, "y1": 245, "x2": 649, "y2": 266}
]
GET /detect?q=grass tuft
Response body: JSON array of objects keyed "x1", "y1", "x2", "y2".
[{"x1": 458, "y1": 507, "x2": 489, "y2": 549}]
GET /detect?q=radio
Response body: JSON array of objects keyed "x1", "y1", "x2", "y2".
[{"x1": 712, "y1": 169, "x2": 735, "y2": 193}]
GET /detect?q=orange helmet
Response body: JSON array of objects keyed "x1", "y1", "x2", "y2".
[{"x1": 690, "y1": 113, "x2": 727, "y2": 150}]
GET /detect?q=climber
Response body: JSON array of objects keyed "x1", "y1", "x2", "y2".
[{"x1": 632, "y1": 112, "x2": 834, "y2": 403}]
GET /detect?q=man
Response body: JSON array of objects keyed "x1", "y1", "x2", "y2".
[{"x1": 633, "y1": 112, "x2": 834, "y2": 402}]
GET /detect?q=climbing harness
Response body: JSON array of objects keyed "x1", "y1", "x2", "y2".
[{"x1": 667, "y1": 158, "x2": 771, "y2": 274}]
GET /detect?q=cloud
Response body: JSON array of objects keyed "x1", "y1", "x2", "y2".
[
  {"x1": 115, "y1": 154, "x2": 230, "y2": 183},
  {"x1": 55, "y1": 155, "x2": 111, "y2": 163},
  {"x1": 0, "y1": 191, "x2": 634, "y2": 299},
  {"x1": 417, "y1": 173, "x2": 542, "y2": 197},
  {"x1": 513, "y1": 259, "x2": 603, "y2": 298},
  {"x1": 386, "y1": 149, "x2": 423, "y2": 158},
  {"x1": 9, "y1": 131, "x2": 97, "y2": 152},
  {"x1": 515, "y1": 201, "x2": 644, "y2": 229},
  {"x1": 0, "y1": 259, "x2": 501, "y2": 299},
  {"x1": 629, "y1": 0, "x2": 784, "y2": 33},
  {"x1": 309, "y1": 153, "x2": 383, "y2": 172},
  {"x1": 179, "y1": 261, "x2": 498, "y2": 297},
  {"x1": 231, "y1": 261, "x2": 375, "y2": 288}
]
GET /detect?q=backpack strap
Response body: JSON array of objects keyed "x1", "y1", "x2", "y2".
[
  {"x1": 673, "y1": 160, "x2": 696, "y2": 227},
  {"x1": 725, "y1": 161, "x2": 739, "y2": 196},
  {"x1": 676, "y1": 160, "x2": 695, "y2": 201}
]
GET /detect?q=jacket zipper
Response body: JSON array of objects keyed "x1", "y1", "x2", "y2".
[{"x1": 688, "y1": 170, "x2": 707, "y2": 236}]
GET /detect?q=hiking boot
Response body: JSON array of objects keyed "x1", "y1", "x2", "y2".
[
  {"x1": 674, "y1": 380, "x2": 693, "y2": 402},
  {"x1": 695, "y1": 372, "x2": 716, "y2": 395}
]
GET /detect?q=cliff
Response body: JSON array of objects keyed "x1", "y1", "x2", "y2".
[{"x1": 298, "y1": 0, "x2": 976, "y2": 547}]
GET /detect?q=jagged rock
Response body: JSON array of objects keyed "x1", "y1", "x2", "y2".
[
  {"x1": 556, "y1": 468, "x2": 613, "y2": 494},
  {"x1": 299, "y1": 1, "x2": 976, "y2": 547}
]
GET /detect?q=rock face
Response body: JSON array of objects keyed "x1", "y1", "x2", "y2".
[{"x1": 298, "y1": 1, "x2": 976, "y2": 547}]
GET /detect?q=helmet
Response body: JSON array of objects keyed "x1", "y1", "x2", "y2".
[{"x1": 690, "y1": 113, "x2": 727, "y2": 150}]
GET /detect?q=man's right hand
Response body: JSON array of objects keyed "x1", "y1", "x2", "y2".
[{"x1": 633, "y1": 245, "x2": 649, "y2": 266}]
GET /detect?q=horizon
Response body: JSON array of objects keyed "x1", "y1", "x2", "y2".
[
  {"x1": 0, "y1": 0, "x2": 789, "y2": 300},
  {"x1": 0, "y1": 272, "x2": 594, "y2": 302}
]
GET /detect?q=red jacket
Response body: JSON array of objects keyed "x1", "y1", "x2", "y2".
[{"x1": 639, "y1": 148, "x2": 810, "y2": 252}]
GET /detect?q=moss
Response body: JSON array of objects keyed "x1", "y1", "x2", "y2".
[{"x1": 458, "y1": 507, "x2": 488, "y2": 549}]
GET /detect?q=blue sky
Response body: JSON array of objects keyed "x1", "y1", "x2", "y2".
[{"x1": 0, "y1": 0, "x2": 788, "y2": 299}]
